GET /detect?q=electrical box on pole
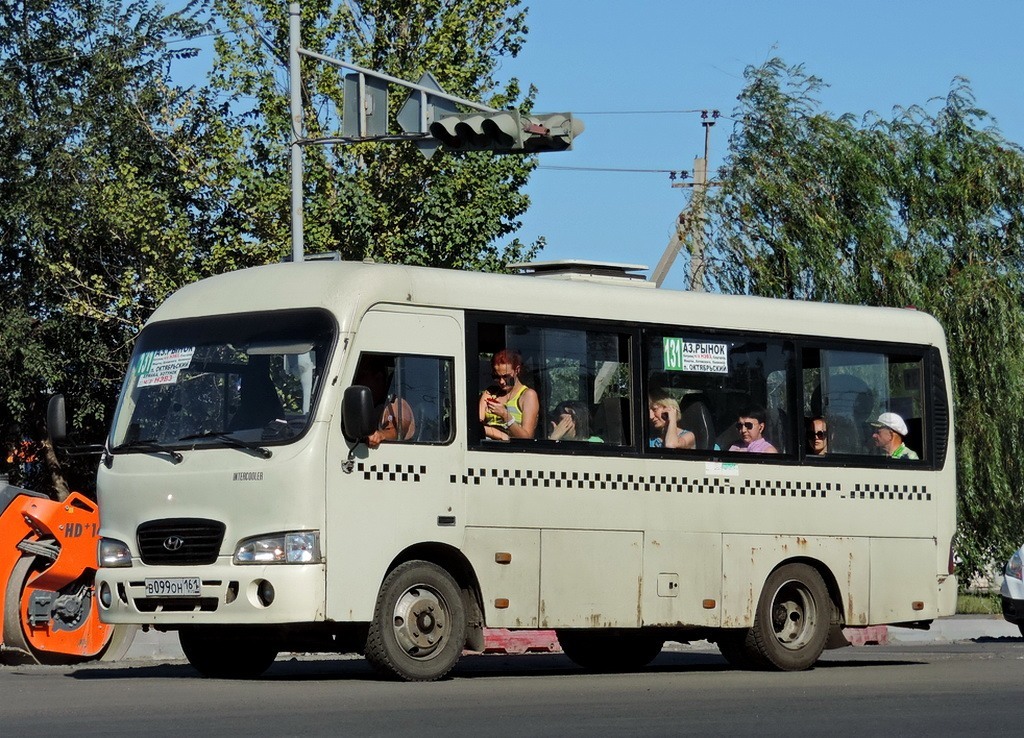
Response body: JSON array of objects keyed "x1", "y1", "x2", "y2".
[{"x1": 341, "y1": 73, "x2": 389, "y2": 138}]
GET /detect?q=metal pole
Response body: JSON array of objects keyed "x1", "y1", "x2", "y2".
[
  {"x1": 687, "y1": 122, "x2": 713, "y2": 292},
  {"x1": 289, "y1": 3, "x2": 304, "y2": 263}
]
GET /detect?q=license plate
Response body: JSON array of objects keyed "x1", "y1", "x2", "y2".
[{"x1": 144, "y1": 577, "x2": 202, "y2": 597}]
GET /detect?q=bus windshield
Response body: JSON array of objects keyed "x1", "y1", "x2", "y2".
[{"x1": 109, "y1": 309, "x2": 335, "y2": 451}]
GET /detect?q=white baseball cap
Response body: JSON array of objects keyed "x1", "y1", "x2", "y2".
[{"x1": 869, "y1": 412, "x2": 908, "y2": 437}]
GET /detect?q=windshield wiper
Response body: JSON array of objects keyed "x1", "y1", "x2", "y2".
[
  {"x1": 112, "y1": 439, "x2": 183, "y2": 464},
  {"x1": 177, "y1": 431, "x2": 272, "y2": 459}
]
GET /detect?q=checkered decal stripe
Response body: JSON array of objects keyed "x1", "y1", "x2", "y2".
[
  {"x1": 451, "y1": 469, "x2": 833, "y2": 497},
  {"x1": 450, "y1": 467, "x2": 930, "y2": 502},
  {"x1": 356, "y1": 462, "x2": 426, "y2": 482},
  {"x1": 849, "y1": 483, "x2": 930, "y2": 501}
]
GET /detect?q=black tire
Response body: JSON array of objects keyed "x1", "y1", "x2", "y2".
[
  {"x1": 748, "y1": 563, "x2": 831, "y2": 671},
  {"x1": 1018, "y1": 623, "x2": 1024, "y2": 638},
  {"x1": 714, "y1": 629, "x2": 769, "y2": 670},
  {"x1": 179, "y1": 627, "x2": 279, "y2": 679},
  {"x1": 364, "y1": 561, "x2": 467, "y2": 681},
  {"x1": 556, "y1": 630, "x2": 665, "y2": 672}
]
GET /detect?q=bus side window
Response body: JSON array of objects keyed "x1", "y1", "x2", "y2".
[
  {"x1": 472, "y1": 320, "x2": 632, "y2": 448},
  {"x1": 353, "y1": 353, "x2": 454, "y2": 446},
  {"x1": 812, "y1": 348, "x2": 927, "y2": 461}
]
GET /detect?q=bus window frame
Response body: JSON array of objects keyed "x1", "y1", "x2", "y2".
[
  {"x1": 465, "y1": 310, "x2": 948, "y2": 471},
  {"x1": 465, "y1": 311, "x2": 640, "y2": 457}
]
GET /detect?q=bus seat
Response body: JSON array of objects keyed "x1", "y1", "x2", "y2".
[
  {"x1": 824, "y1": 415, "x2": 861, "y2": 454},
  {"x1": 680, "y1": 396, "x2": 715, "y2": 450},
  {"x1": 903, "y1": 417, "x2": 923, "y2": 458},
  {"x1": 229, "y1": 374, "x2": 284, "y2": 431},
  {"x1": 592, "y1": 396, "x2": 628, "y2": 446}
]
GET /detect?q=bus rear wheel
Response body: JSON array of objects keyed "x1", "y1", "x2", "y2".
[
  {"x1": 556, "y1": 630, "x2": 664, "y2": 672},
  {"x1": 364, "y1": 561, "x2": 467, "y2": 682},
  {"x1": 749, "y1": 563, "x2": 831, "y2": 671}
]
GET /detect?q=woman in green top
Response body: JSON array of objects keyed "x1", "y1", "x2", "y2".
[{"x1": 480, "y1": 348, "x2": 540, "y2": 441}]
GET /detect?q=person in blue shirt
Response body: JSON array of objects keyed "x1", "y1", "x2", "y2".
[{"x1": 648, "y1": 391, "x2": 696, "y2": 449}]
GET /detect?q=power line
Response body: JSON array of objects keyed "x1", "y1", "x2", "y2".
[
  {"x1": 537, "y1": 165, "x2": 687, "y2": 175},
  {"x1": 572, "y1": 109, "x2": 715, "y2": 115}
]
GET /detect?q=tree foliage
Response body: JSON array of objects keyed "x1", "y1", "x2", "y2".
[
  {"x1": 0, "y1": 0, "x2": 215, "y2": 496},
  {"x1": 704, "y1": 58, "x2": 1024, "y2": 578},
  {"x1": 0, "y1": 0, "x2": 543, "y2": 497},
  {"x1": 206, "y1": 0, "x2": 541, "y2": 269}
]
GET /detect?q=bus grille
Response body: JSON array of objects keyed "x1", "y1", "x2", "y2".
[{"x1": 137, "y1": 519, "x2": 226, "y2": 565}]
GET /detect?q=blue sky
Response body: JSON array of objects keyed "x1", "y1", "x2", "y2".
[
  {"x1": 502, "y1": 0, "x2": 1024, "y2": 286},
  {"x1": 171, "y1": 1, "x2": 1024, "y2": 287}
]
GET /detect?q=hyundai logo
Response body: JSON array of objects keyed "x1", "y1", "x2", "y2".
[{"x1": 163, "y1": 536, "x2": 185, "y2": 551}]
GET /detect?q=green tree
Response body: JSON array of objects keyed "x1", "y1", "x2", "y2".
[
  {"x1": 206, "y1": 0, "x2": 541, "y2": 269},
  {"x1": 0, "y1": 0, "x2": 215, "y2": 496},
  {"x1": 704, "y1": 58, "x2": 1024, "y2": 579}
]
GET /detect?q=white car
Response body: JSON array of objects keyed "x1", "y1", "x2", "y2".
[{"x1": 1000, "y1": 545, "x2": 1024, "y2": 636}]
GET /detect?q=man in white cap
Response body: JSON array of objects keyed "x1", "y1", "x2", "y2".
[{"x1": 869, "y1": 412, "x2": 919, "y2": 460}]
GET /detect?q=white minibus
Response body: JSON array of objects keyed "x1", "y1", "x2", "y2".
[{"x1": 80, "y1": 260, "x2": 956, "y2": 680}]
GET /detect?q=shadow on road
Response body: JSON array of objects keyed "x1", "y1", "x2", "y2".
[{"x1": 63, "y1": 648, "x2": 926, "y2": 683}]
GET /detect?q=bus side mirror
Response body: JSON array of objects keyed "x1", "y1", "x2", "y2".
[
  {"x1": 342, "y1": 386, "x2": 377, "y2": 441},
  {"x1": 47, "y1": 394, "x2": 68, "y2": 446}
]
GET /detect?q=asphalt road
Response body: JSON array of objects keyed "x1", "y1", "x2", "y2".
[{"x1": 1, "y1": 637, "x2": 1021, "y2": 736}]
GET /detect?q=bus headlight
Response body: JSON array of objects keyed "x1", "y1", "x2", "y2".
[
  {"x1": 98, "y1": 538, "x2": 133, "y2": 568},
  {"x1": 233, "y1": 531, "x2": 321, "y2": 564},
  {"x1": 1007, "y1": 550, "x2": 1023, "y2": 581}
]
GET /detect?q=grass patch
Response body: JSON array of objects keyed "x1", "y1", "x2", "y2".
[{"x1": 956, "y1": 593, "x2": 1001, "y2": 615}]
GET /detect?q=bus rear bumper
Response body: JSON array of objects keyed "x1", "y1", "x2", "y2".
[{"x1": 937, "y1": 573, "x2": 958, "y2": 616}]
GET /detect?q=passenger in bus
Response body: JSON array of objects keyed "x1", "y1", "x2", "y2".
[
  {"x1": 869, "y1": 412, "x2": 919, "y2": 460},
  {"x1": 728, "y1": 406, "x2": 779, "y2": 453},
  {"x1": 648, "y1": 391, "x2": 696, "y2": 448},
  {"x1": 548, "y1": 400, "x2": 603, "y2": 442},
  {"x1": 479, "y1": 348, "x2": 539, "y2": 441},
  {"x1": 806, "y1": 417, "x2": 828, "y2": 455},
  {"x1": 354, "y1": 356, "x2": 416, "y2": 449}
]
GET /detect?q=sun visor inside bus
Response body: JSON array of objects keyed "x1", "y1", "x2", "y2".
[{"x1": 247, "y1": 341, "x2": 315, "y2": 356}]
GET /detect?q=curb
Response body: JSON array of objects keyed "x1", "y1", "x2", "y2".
[
  {"x1": 481, "y1": 629, "x2": 560, "y2": 654},
  {"x1": 122, "y1": 618, "x2": 1021, "y2": 662}
]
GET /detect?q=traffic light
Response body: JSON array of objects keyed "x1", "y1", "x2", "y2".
[
  {"x1": 521, "y1": 113, "x2": 584, "y2": 153},
  {"x1": 428, "y1": 111, "x2": 584, "y2": 154},
  {"x1": 428, "y1": 111, "x2": 524, "y2": 151}
]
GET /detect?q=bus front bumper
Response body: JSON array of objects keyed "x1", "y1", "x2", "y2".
[{"x1": 96, "y1": 562, "x2": 326, "y2": 626}]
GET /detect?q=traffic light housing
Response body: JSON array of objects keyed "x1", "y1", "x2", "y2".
[
  {"x1": 428, "y1": 111, "x2": 584, "y2": 154},
  {"x1": 521, "y1": 113, "x2": 584, "y2": 153}
]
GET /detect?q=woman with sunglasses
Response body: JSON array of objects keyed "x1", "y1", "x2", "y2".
[
  {"x1": 479, "y1": 348, "x2": 539, "y2": 441},
  {"x1": 806, "y1": 417, "x2": 828, "y2": 455},
  {"x1": 728, "y1": 406, "x2": 779, "y2": 454}
]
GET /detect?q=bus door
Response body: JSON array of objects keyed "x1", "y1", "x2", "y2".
[{"x1": 325, "y1": 307, "x2": 464, "y2": 622}]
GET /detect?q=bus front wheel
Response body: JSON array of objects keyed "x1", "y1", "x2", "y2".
[
  {"x1": 749, "y1": 563, "x2": 831, "y2": 671},
  {"x1": 178, "y1": 627, "x2": 279, "y2": 679},
  {"x1": 365, "y1": 560, "x2": 467, "y2": 682}
]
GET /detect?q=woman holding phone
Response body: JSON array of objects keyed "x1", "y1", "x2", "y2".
[
  {"x1": 479, "y1": 348, "x2": 539, "y2": 441},
  {"x1": 648, "y1": 390, "x2": 696, "y2": 449}
]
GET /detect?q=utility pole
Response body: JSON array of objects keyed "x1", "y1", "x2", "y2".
[
  {"x1": 289, "y1": 4, "x2": 304, "y2": 264},
  {"x1": 650, "y1": 110, "x2": 719, "y2": 289}
]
